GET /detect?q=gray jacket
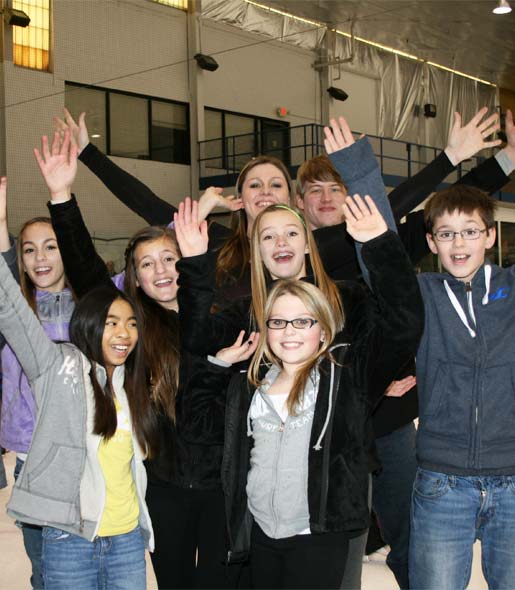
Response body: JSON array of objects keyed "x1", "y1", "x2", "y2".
[
  {"x1": 247, "y1": 364, "x2": 320, "y2": 539},
  {"x1": 0, "y1": 255, "x2": 154, "y2": 548}
]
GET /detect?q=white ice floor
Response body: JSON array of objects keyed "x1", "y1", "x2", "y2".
[{"x1": 1, "y1": 450, "x2": 487, "y2": 590}]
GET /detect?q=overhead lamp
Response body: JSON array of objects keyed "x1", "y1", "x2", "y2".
[
  {"x1": 1, "y1": 7, "x2": 31, "y2": 27},
  {"x1": 493, "y1": 0, "x2": 512, "y2": 14},
  {"x1": 327, "y1": 87, "x2": 349, "y2": 102},
  {"x1": 194, "y1": 53, "x2": 219, "y2": 72}
]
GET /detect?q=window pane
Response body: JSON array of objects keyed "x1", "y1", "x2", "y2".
[
  {"x1": 500, "y1": 222, "x2": 515, "y2": 267},
  {"x1": 225, "y1": 114, "x2": 255, "y2": 171},
  {"x1": 13, "y1": 0, "x2": 50, "y2": 71},
  {"x1": 151, "y1": 0, "x2": 188, "y2": 9},
  {"x1": 65, "y1": 85, "x2": 107, "y2": 153},
  {"x1": 110, "y1": 94, "x2": 149, "y2": 159},
  {"x1": 151, "y1": 101, "x2": 189, "y2": 164},
  {"x1": 204, "y1": 109, "x2": 223, "y2": 169}
]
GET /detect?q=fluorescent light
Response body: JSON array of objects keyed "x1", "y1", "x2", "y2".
[{"x1": 493, "y1": 0, "x2": 512, "y2": 14}]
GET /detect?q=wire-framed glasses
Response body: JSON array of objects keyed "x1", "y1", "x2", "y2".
[
  {"x1": 432, "y1": 228, "x2": 488, "y2": 242},
  {"x1": 266, "y1": 318, "x2": 318, "y2": 330}
]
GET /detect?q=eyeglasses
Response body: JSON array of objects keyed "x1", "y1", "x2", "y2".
[
  {"x1": 432, "y1": 228, "x2": 488, "y2": 242},
  {"x1": 266, "y1": 318, "x2": 318, "y2": 330}
]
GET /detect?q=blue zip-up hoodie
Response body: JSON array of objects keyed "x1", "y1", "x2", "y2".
[
  {"x1": 417, "y1": 261, "x2": 515, "y2": 475},
  {"x1": 0, "y1": 288, "x2": 74, "y2": 452}
]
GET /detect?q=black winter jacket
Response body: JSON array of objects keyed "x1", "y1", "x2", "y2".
[{"x1": 182, "y1": 231, "x2": 424, "y2": 563}]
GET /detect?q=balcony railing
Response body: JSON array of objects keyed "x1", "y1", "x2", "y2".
[{"x1": 199, "y1": 123, "x2": 514, "y2": 202}]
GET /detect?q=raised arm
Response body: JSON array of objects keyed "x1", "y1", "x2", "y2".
[
  {"x1": 175, "y1": 198, "x2": 249, "y2": 355},
  {"x1": 390, "y1": 107, "x2": 502, "y2": 221},
  {"x1": 34, "y1": 131, "x2": 112, "y2": 297},
  {"x1": 56, "y1": 109, "x2": 239, "y2": 236},
  {"x1": 0, "y1": 253, "x2": 59, "y2": 387},
  {"x1": 343, "y1": 196, "x2": 424, "y2": 403},
  {"x1": 325, "y1": 117, "x2": 396, "y2": 232}
]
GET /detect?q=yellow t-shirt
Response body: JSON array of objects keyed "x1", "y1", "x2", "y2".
[{"x1": 97, "y1": 398, "x2": 139, "y2": 536}]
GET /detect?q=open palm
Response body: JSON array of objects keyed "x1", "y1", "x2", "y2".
[{"x1": 343, "y1": 194, "x2": 388, "y2": 243}]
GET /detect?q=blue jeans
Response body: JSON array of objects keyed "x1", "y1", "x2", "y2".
[
  {"x1": 372, "y1": 421, "x2": 417, "y2": 589},
  {"x1": 409, "y1": 468, "x2": 515, "y2": 590},
  {"x1": 42, "y1": 526, "x2": 146, "y2": 590},
  {"x1": 14, "y1": 457, "x2": 44, "y2": 589}
]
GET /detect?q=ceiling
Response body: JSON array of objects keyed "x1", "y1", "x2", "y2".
[{"x1": 263, "y1": 1, "x2": 515, "y2": 91}]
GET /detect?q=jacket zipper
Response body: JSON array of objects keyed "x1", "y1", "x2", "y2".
[
  {"x1": 464, "y1": 281, "x2": 484, "y2": 470},
  {"x1": 270, "y1": 420, "x2": 285, "y2": 537}
]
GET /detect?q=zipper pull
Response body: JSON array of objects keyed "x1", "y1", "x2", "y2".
[
  {"x1": 465, "y1": 282, "x2": 472, "y2": 293},
  {"x1": 278, "y1": 422, "x2": 284, "y2": 432}
]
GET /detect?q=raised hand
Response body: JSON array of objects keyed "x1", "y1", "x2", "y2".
[
  {"x1": 444, "y1": 107, "x2": 501, "y2": 166},
  {"x1": 173, "y1": 196, "x2": 209, "y2": 257},
  {"x1": 323, "y1": 116, "x2": 356, "y2": 154},
  {"x1": 385, "y1": 375, "x2": 416, "y2": 398},
  {"x1": 198, "y1": 186, "x2": 244, "y2": 222},
  {"x1": 502, "y1": 109, "x2": 515, "y2": 164},
  {"x1": 53, "y1": 107, "x2": 89, "y2": 154},
  {"x1": 34, "y1": 130, "x2": 78, "y2": 201},
  {"x1": 343, "y1": 194, "x2": 388, "y2": 243},
  {"x1": 215, "y1": 330, "x2": 259, "y2": 365},
  {"x1": 0, "y1": 177, "x2": 9, "y2": 252}
]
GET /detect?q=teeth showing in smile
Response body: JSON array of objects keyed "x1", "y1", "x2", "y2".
[
  {"x1": 451, "y1": 254, "x2": 469, "y2": 261},
  {"x1": 257, "y1": 201, "x2": 274, "y2": 208},
  {"x1": 112, "y1": 344, "x2": 129, "y2": 352},
  {"x1": 273, "y1": 252, "x2": 292, "y2": 261},
  {"x1": 154, "y1": 278, "x2": 173, "y2": 286},
  {"x1": 281, "y1": 342, "x2": 302, "y2": 349},
  {"x1": 35, "y1": 266, "x2": 51, "y2": 273}
]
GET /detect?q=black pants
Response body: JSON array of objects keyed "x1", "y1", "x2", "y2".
[
  {"x1": 250, "y1": 523, "x2": 349, "y2": 589},
  {"x1": 146, "y1": 482, "x2": 237, "y2": 589}
]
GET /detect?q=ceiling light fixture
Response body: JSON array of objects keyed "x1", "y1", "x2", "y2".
[{"x1": 493, "y1": 0, "x2": 512, "y2": 14}]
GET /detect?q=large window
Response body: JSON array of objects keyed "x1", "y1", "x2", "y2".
[
  {"x1": 203, "y1": 108, "x2": 290, "y2": 171},
  {"x1": 150, "y1": 0, "x2": 188, "y2": 9},
  {"x1": 13, "y1": 0, "x2": 50, "y2": 70},
  {"x1": 65, "y1": 83, "x2": 190, "y2": 165}
]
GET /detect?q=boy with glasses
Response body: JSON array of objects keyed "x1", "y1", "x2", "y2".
[{"x1": 410, "y1": 184, "x2": 515, "y2": 589}]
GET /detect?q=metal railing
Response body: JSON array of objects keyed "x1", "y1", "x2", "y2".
[{"x1": 198, "y1": 123, "x2": 513, "y2": 201}]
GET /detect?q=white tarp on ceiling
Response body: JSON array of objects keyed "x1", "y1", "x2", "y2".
[{"x1": 201, "y1": 0, "x2": 497, "y2": 148}]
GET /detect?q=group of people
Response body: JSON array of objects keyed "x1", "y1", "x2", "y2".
[{"x1": 0, "y1": 104, "x2": 514, "y2": 590}]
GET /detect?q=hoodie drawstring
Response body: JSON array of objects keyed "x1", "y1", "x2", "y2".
[
  {"x1": 313, "y1": 343, "x2": 348, "y2": 451},
  {"x1": 443, "y1": 264, "x2": 491, "y2": 339}
]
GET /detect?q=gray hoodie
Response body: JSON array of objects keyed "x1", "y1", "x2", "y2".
[
  {"x1": 246, "y1": 364, "x2": 320, "y2": 539},
  {"x1": 0, "y1": 255, "x2": 154, "y2": 549}
]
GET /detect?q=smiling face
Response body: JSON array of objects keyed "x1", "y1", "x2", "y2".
[
  {"x1": 101, "y1": 298, "x2": 138, "y2": 377},
  {"x1": 257, "y1": 209, "x2": 308, "y2": 280},
  {"x1": 296, "y1": 180, "x2": 347, "y2": 229},
  {"x1": 427, "y1": 209, "x2": 496, "y2": 283},
  {"x1": 267, "y1": 293, "x2": 324, "y2": 373},
  {"x1": 240, "y1": 163, "x2": 290, "y2": 229},
  {"x1": 133, "y1": 237, "x2": 180, "y2": 311},
  {"x1": 21, "y1": 221, "x2": 66, "y2": 293}
]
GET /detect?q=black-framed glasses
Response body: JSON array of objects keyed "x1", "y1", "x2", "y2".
[
  {"x1": 266, "y1": 318, "x2": 318, "y2": 330},
  {"x1": 432, "y1": 228, "x2": 488, "y2": 242}
]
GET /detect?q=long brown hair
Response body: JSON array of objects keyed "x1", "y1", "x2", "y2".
[
  {"x1": 17, "y1": 217, "x2": 69, "y2": 312},
  {"x1": 248, "y1": 280, "x2": 341, "y2": 415},
  {"x1": 124, "y1": 226, "x2": 181, "y2": 422},
  {"x1": 215, "y1": 155, "x2": 293, "y2": 287},
  {"x1": 250, "y1": 204, "x2": 344, "y2": 333},
  {"x1": 69, "y1": 286, "x2": 158, "y2": 458}
]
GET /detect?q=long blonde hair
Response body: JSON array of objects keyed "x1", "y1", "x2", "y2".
[
  {"x1": 248, "y1": 280, "x2": 341, "y2": 415},
  {"x1": 250, "y1": 204, "x2": 344, "y2": 333}
]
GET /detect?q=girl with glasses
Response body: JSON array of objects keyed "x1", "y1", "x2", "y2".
[{"x1": 178, "y1": 196, "x2": 423, "y2": 589}]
